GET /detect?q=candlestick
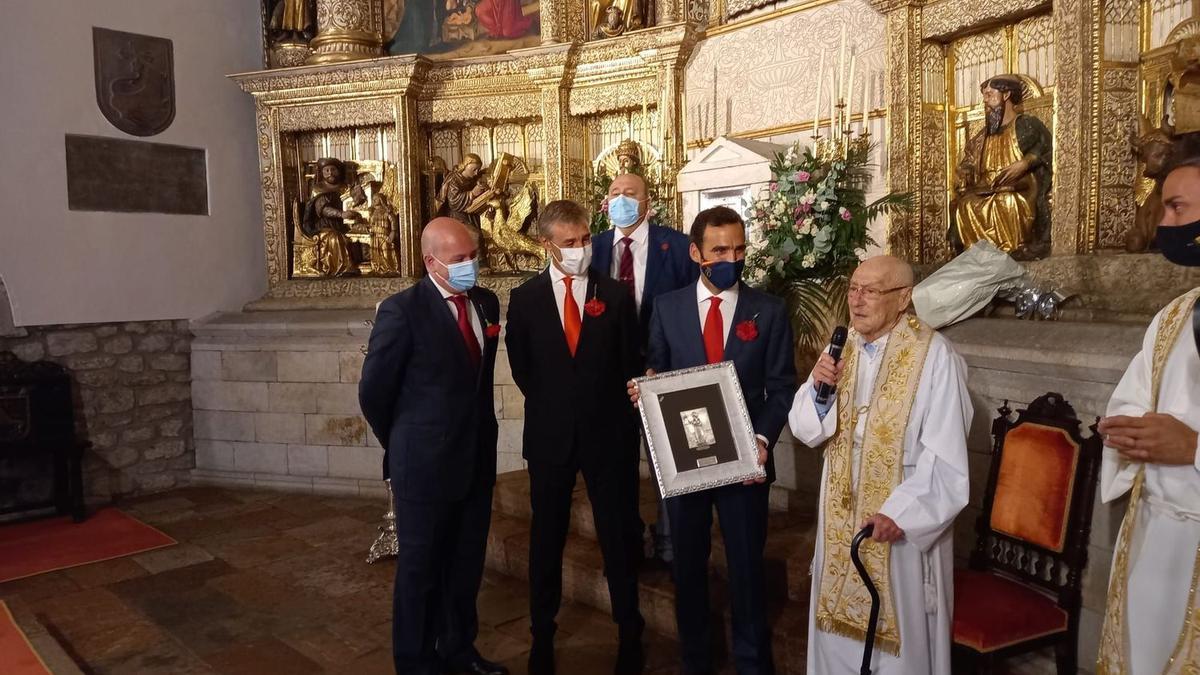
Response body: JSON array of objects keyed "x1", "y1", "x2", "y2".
[
  {"x1": 828, "y1": 75, "x2": 836, "y2": 140},
  {"x1": 845, "y1": 51, "x2": 856, "y2": 134},
  {"x1": 837, "y1": 25, "x2": 847, "y2": 105}
]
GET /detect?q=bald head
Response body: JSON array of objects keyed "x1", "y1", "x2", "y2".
[
  {"x1": 856, "y1": 255, "x2": 914, "y2": 288},
  {"x1": 848, "y1": 255, "x2": 915, "y2": 342},
  {"x1": 422, "y1": 217, "x2": 479, "y2": 292}
]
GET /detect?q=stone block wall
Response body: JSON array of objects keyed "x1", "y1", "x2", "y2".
[
  {"x1": 0, "y1": 320, "x2": 193, "y2": 501},
  {"x1": 190, "y1": 309, "x2": 531, "y2": 498}
]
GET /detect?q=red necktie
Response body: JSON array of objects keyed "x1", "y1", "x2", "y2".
[
  {"x1": 563, "y1": 276, "x2": 581, "y2": 357},
  {"x1": 450, "y1": 295, "x2": 481, "y2": 368},
  {"x1": 561, "y1": 275, "x2": 580, "y2": 357},
  {"x1": 703, "y1": 296, "x2": 724, "y2": 364},
  {"x1": 618, "y1": 237, "x2": 635, "y2": 299}
]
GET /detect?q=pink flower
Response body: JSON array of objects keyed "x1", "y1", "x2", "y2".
[
  {"x1": 839, "y1": 207, "x2": 852, "y2": 221},
  {"x1": 769, "y1": 182, "x2": 778, "y2": 192},
  {"x1": 798, "y1": 202, "x2": 812, "y2": 214},
  {"x1": 794, "y1": 171, "x2": 810, "y2": 183},
  {"x1": 600, "y1": 199, "x2": 610, "y2": 213}
]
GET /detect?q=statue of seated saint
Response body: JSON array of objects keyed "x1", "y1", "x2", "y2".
[
  {"x1": 300, "y1": 157, "x2": 359, "y2": 277},
  {"x1": 950, "y1": 75, "x2": 1053, "y2": 260}
]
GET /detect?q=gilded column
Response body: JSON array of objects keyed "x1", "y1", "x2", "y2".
[
  {"x1": 539, "y1": 85, "x2": 570, "y2": 201},
  {"x1": 871, "y1": 0, "x2": 924, "y2": 262},
  {"x1": 1051, "y1": 0, "x2": 1101, "y2": 254},
  {"x1": 307, "y1": 0, "x2": 385, "y2": 65},
  {"x1": 393, "y1": 90, "x2": 424, "y2": 276}
]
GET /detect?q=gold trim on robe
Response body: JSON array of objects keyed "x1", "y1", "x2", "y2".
[
  {"x1": 1097, "y1": 287, "x2": 1200, "y2": 675},
  {"x1": 815, "y1": 315, "x2": 935, "y2": 657}
]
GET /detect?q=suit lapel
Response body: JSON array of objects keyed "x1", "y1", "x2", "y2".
[
  {"x1": 679, "y1": 285, "x2": 708, "y2": 366},
  {"x1": 723, "y1": 284, "x2": 754, "y2": 363},
  {"x1": 467, "y1": 287, "x2": 494, "y2": 390},
  {"x1": 534, "y1": 271, "x2": 575, "y2": 364},
  {"x1": 643, "y1": 226, "x2": 666, "y2": 300},
  {"x1": 575, "y1": 276, "x2": 599, "y2": 362},
  {"x1": 592, "y1": 229, "x2": 613, "y2": 278},
  {"x1": 420, "y1": 277, "x2": 472, "y2": 376}
]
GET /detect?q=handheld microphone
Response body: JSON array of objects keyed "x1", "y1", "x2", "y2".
[{"x1": 814, "y1": 326, "x2": 848, "y2": 407}]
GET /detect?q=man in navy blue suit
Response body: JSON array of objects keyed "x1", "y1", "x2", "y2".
[
  {"x1": 630, "y1": 206, "x2": 796, "y2": 675},
  {"x1": 591, "y1": 172, "x2": 699, "y2": 563},
  {"x1": 359, "y1": 217, "x2": 508, "y2": 675}
]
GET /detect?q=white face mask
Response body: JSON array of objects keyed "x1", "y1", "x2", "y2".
[{"x1": 553, "y1": 243, "x2": 592, "y2": 277}]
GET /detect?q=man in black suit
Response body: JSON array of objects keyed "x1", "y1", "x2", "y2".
[
  {"x1": 590, "y1": 172, "x2": 700, "y2": 564},
  {"x1": 630, "y1": 206, "x2": 797, "y2": 675},
  {"x1": 506, "y1": 200, "x2": 645, "y2": 675},
  {"x1": 359, "y1": 217, "x2": 508, "y2": 675}
]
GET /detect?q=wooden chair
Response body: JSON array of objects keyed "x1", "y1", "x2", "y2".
[{"x1": 952, "y1": 392, "x2": 1101, "y2": 674}]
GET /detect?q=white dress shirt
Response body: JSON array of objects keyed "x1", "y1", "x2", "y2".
[
  {"x1": 611, "y1": 222, "x2": 650, "y2": 309},
  {"x1": 694, "y1": 279, "x2": 738, "y2": 347},
  {"x1": 434, "y1": 279, "x2": 483, "y2": 346},
  {"x1": 549, "y1": 263, "x2": 587, "y2": 329}
]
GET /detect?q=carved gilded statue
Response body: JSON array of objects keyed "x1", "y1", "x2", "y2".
[
  {"x1": 368, "y1": 190, "x2": 402, "y2": 275},
  {"x1": 950, "y1": 75, "x2": 1053, "y2": 260},
  {"x1": 268, "y1": 0, "x2": 315, "y2": 41},
  {"x1": 436, "y1": 153, "x2": 488, "y2": 227},
  {"x1": 615, "y1": 138, "x2": 643, "y2": 174},
  {"x1": 1127, "y1": 117, "x2": 1176, "y2": 253},
  {"x1": 589, "y1": 0, "x2": 648, "y2": 41},
  {"x1": 471, "y1": 153, "x2": 544, "y2": 273},
  {"x1": 300, "y1": 157, "x2": 359, "y2": 277}
]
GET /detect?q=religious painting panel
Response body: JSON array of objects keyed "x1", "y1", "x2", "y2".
[{"x1": 382, "y1": 0, "x2": 540, "y2": 59}]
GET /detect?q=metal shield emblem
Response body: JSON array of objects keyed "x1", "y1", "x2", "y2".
[{"x1": 93, "y1": 27, "x2": 175, "y2": 137}]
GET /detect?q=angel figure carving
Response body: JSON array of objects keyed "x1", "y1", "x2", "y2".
[{"x1": 473, "y1": 153, "x2": 545, "y2": 273}]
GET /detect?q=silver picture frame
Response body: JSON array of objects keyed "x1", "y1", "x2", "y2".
[{"x1": 635, "y1": 361, "x2": 765, "y2": 498}]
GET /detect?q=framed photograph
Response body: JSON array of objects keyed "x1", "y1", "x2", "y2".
[{"x1": 635, "y1": 362, "x2": 764, "y2": 498}]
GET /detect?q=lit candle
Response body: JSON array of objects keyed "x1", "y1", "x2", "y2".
[{"x1": 812, "y1": 50, "x2": 825, "y2": 136}]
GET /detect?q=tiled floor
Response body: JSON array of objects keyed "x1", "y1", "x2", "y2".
[
  {"x1": 0, "y1": 485, "x2": 1067, "y2": 674},
  {"x1": 0, "y1": 487, "x2": 679, "y2": 675}
]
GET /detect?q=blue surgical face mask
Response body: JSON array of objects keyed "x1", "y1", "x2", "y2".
[
  {"x1": 701, "y1": 258, "x2": 745, "y2": 291},
  {"x1": 433, "y1": 256, "x2": 479, "y2": 292},
  {"x1": 608, "y1": 195, "x2": 643, "y2": 228}
]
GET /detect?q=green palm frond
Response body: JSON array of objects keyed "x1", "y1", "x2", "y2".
[{"x1": 787, "y1": 276, "x2": 849, "y2": 359}]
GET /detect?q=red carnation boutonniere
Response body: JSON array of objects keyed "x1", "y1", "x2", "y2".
[
  {"x1": 736, "y1": 313, "x2": 760, "y2": 342},
  {"x1": 484, "y1": 322, "x2": 502, "y2": 339},
  {"x1": 660, "y1": 241, "x2": 670, "y2": 251},
  {"x1": 584, "y1": 298, "x2": 606, "y2": 317}
]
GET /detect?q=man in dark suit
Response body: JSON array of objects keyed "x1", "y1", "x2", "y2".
[
  {"x1": 506, "y1": 200, "x2": 645, "y2": 675},
  {"x1": 590, "y1": 172, "x2": 699, "y2": 564},
  {"x1": 359, "y1": 217, "x2": 508, "y2": 675},
  {"x1": 630, "y1": 206, "x2": 797, "y2": 675}
]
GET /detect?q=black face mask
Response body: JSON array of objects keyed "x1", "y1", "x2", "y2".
[{"x1": 1155, "y1": 219, "x2": 1200, "y2": 267}]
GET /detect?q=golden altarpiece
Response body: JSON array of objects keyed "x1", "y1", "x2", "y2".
[
  {"x1": 236, "y1": 0, "x2": 721, "y2": 306},
  {"x1": 239, "y1": 0, "x2": 1200, "y2": 309}
]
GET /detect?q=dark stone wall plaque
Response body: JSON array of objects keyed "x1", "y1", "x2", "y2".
[
  {"x1": 65, "y1": 134, "x2": 209, "y2": 215},
  {"x1": 93, "y1": 27, "x2": 175, "y2": 137}
]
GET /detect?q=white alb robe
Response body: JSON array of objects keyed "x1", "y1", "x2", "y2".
[
  {"x1": 789, "y1": 330, "x2": 972, "y2": 675},
  {"x1": 1102, "y1": 299, "x2": 1200, "y2": 675}
]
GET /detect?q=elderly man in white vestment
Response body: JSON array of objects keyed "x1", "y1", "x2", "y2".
[
  {"x1": 788, "y1": 255, "x2": 972, "y2": 674},
  {"x1": 1095, "y1": 158, "x2": 1200, "y2": 675}
]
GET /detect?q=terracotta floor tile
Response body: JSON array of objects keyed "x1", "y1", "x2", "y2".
[
  {"x1": 62, "y1": 557, "x2": 150, "y2": 588},
  {"x1": 35, "y1": 587, "x2": 147, "y2": 640},
  {"x1": 198, "y1": 532, "x2": 315, "y2": 569},
  {"x1": 90, "y1": 638, "x2": 217, "y2": 675},
  {"x1": 60, "y1": 618, "x2": 168, "y2": 665},
  {"x1": 341, "y1": 647, "x2": 396, "y2": 675},
  {"x1": 278, "y1": 624, "x2": 378, "y2": 669},
  {"x1": 284, "y1": 515, "x2": 376, "y2": 548},
  {"x1": 0, "y1": 570, "x2": 81, "y2": 603},
  {"x1": 131, "y1": 543, "x2": 215, "y2": 575},
  {"x1": 203, "y1": 637, "x2": 325, "y2": 675}
]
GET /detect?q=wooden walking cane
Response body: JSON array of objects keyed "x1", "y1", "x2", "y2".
[{"x1": 850, "y1": 524, "x2": 881, "y2": 675}]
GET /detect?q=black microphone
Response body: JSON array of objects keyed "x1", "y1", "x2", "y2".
[{"x1": 814, "y1": 326, "x2": 848, "y2": 407}]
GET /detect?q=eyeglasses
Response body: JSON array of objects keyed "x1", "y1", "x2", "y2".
[{"x1": 848, "y1": 284, "x2": 910, "y2": 300}]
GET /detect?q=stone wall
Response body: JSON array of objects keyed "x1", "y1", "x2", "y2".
[
  {"x1": 0, "y1": 320, "x2": 194, "y2": 501},
  {"x1": 189, "y1": 308, "x2": 529, "y2": 497}
]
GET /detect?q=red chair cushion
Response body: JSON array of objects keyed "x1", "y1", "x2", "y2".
[
  {"x1": 953, "y1": 569, "x2": 1069, "y2": 653},
  {"x1": 989, "y1": 422, "x2": 1079, "y2": 552}
]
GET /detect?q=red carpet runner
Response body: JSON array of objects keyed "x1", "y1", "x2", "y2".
[
  {"x1": 0, "y1": 508, "x2": 176, "y2": 584},
  {"x1": 0, "y1": 601, "x2": 51, "y2": 675}
]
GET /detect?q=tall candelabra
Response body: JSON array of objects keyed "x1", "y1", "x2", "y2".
[{"x1": 812, "y1": 99, "x2": 871, "y2": 165}]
